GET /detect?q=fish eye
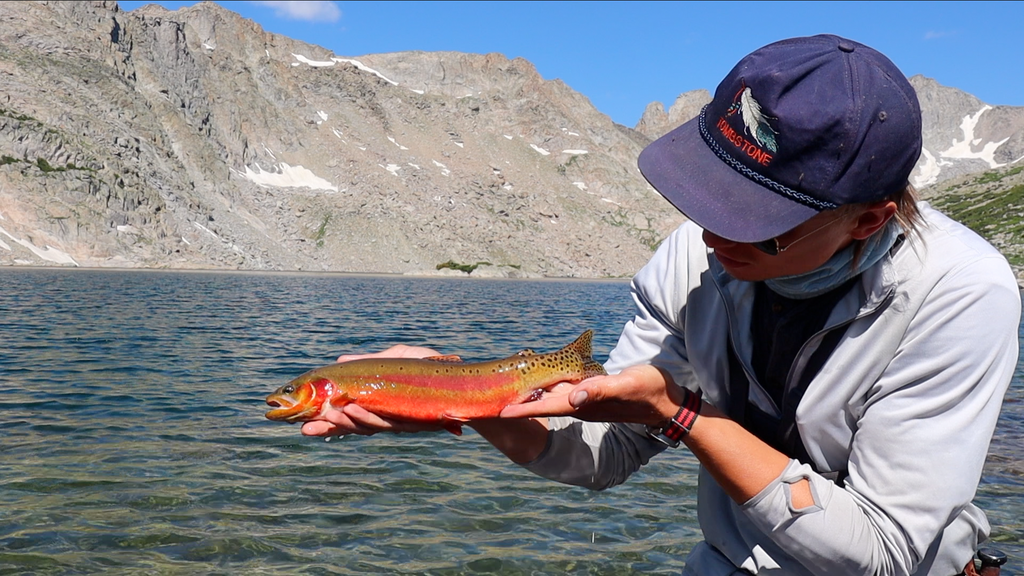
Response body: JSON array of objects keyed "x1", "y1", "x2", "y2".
[{"x1": 283, "y1": 385, "x2": 295, "y2": 394}]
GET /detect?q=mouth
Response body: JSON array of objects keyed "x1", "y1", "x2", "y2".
[
  {"x1": 266, "y1": 395, "x2": 295, "y2": 409},
  {"x1": 712, "y1": 250, "x2": 749, "y2": 269},
  {"x1": 265, "y1": 395, "x2": 310, "y2": 422}
]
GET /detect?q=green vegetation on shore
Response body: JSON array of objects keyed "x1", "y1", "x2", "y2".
[
  {"x1": 436, "y1": 260, "x2": 492, "y2": 274},
  {"x1": 435, "y1": 260, "x2": 522, "y2": 274},
  {"x1": 928, "y1": 164, "x2": 1024, "y2": 269}
]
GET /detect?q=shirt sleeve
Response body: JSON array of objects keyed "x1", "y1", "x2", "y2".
[
  {"x1": 740, "y1": 253, "x2": 1020, "y2": 576},
  {"x1": 521, "y1": 224, "x2": 705, "y2": 490}
]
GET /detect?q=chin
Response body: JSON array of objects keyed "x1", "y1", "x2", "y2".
[{"x1": 715, "y1": 257, "x2": 765, "y2": 282}]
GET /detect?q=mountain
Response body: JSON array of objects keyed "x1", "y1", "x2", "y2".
[
  {"x1": 0, "y1": 1, "x2": 682, "y2": 277},
  {"x1": 634, "y1": 89, "x2": 711, "y2": 140},
  {"x1": 909, "y1": 75, "x2": 1024, "y2": 189},
  {"x1": 3, "y1": 2, "x2": 1023, "y2": 279}
]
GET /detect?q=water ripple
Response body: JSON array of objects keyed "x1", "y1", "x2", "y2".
[{"x1": 0, "y1": 268, "x2": 1020, "y2": 573}]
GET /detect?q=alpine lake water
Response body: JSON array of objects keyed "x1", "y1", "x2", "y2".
[{"x1": 0, "y1": 268, "x2": 1021, "y2": 575}]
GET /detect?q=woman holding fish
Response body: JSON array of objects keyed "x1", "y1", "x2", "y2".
[{"x1": 292, "y1": 36, "x2": 1019, "y2": 576}]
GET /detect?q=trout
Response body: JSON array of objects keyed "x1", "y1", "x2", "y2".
[{"x1": 265, "y1": 330, "x2": 606, "y2": 433}]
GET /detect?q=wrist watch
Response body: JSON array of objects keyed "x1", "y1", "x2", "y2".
[{"x1": 645, "y1": 389, "x2": 701, "y2": 448}]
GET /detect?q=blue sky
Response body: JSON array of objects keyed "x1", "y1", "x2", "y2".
[{"x1": 118, "y1": 1, "x2": 1023, "y2": 127}]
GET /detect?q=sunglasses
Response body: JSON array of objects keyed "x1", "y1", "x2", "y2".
[{"x1": 751, "y1": 216, "x2": 845, "y2": 256}]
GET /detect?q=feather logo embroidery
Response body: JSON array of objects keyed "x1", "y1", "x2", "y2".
[{"x1": 726, "y1": 84, "x2": 778, "y2": 153}]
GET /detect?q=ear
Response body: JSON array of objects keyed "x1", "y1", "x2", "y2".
[{"x1": 850, "y1": 201, "x2": 897, "y2": 241}]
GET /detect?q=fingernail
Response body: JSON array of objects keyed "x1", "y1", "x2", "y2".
[{"x1": 570, "y1": 391, "x2": 588, "y2": 408}]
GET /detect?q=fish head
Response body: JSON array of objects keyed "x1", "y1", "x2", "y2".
[{"x1": 265, "y1": 374, "x2": 337, "y2": 423}]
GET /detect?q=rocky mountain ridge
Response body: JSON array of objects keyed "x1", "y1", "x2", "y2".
[
  {"x1": 0, "y1": 1, "x2": 679, "y2": 277},
  {"x1": 2, "y1": 1, "x2": 1023, "y2": 279}
]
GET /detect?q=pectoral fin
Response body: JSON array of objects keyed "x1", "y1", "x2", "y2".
[
  {"x1": 441, "y1": 412, "x2": 471, "y2": 422},
  {"x1": 440, "y1": 414, "x2": 467, "y2": 436}
]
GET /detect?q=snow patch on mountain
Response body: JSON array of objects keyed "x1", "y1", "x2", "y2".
[
  {"x1": 0, "y1": 223, "x2": 78, "y2": 265},
  {"x1": 291, "y1": 54, "x2": 399, "y2": 85},
  {"x1": 941, "y1": 106, "x2": 1010, "y2": 168},
  {"x1": 239, "y1": 163, "x2": 338, "y2": 192},
  {"x1": 914, "y1": 149, "x2": 949, "y2": 188}
]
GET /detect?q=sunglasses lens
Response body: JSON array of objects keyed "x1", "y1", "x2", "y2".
[{"x1": 752, "y1": 239, "x2": 779, "y2": 256}]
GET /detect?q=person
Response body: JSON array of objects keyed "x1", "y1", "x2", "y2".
[{"x1": 300, "y1": 35, "x2": 1020, "y2": 576}]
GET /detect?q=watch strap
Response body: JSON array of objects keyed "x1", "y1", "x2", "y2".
[{"x1": 646, "y1": 389, "x2": 701, "y2": 448}]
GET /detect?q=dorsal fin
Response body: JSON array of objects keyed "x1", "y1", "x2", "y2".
[{"x1": 564, "y1": 330, "x2": 593, "y2": 360}]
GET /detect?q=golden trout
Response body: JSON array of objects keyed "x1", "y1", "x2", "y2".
[{"x1": 265, "y1": 330, "x2": 606, "y2": 433}]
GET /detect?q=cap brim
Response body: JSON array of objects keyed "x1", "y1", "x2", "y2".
[{"x1": 638, "y1": 116, "x2": 819, "y2": 243}]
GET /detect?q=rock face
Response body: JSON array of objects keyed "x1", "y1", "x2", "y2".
[
  {"x1": 0, "y1": 1, "x2": 683, "y2": 276},
  {"x1": 909, "y1": 75, "x2": 1024, "y2": 189},
  {"x1": 5, "y1": 3, "x2": 1022, "y2": 277},
  {"x1": 634, "y1": 89, "x2": 711, "y2": 140}
]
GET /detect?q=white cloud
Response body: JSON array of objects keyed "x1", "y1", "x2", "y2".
[
  {"x1": 923, "y1": 30, "x2": 957, "y2": 40},
  {"x1": 252, "y1": 1, "x2": 341, "y2": 23}
]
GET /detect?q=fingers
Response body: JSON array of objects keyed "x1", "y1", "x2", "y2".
[
  {"x1": 301, "y1": 420, "x2": 339, "y2": 437},
  {"x1": 336, "y1": 350, "x2": 400, "y2": 363},
  {"x1": 301, "y1": 404, "x2": 447, "y2": 438},
  {"x1": 300, "y1": 406, "x2": 379, "y2": 437},
  {"x1": 336, "y1": 353, "x2": 373, "y2": 363},
  {"x1": 337, "y1": 344, "x2": 441, "y2": 363},
  {"x1": 498, "y1": 369, "x2": 675, "y2": 425},
  {"x1": 569, "y1": 389, "x2": 589, "y2": 409},
  {"x1": 498, "y1": 379, "x2": 604, "y2": 418},
  {"x1": 567, "y1": 376, "x2": 607, "y2": 408},
  {"x1": 340, "y1": 404, "x2": 404, "y2": 431},
  {"x1": 500, "y1": 392, "x2": 577, "y2": 418}
]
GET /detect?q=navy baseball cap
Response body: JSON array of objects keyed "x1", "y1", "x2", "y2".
[{"x1": 638, "y1": 35, "x2": 922, "y2": 243}]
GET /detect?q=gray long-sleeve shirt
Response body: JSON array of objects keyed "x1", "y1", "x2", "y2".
[{"x1": 522, "y1": 206, "x2": 1020, "y2": 576}]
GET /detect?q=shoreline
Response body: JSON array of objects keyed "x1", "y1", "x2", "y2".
[{"x1": 0, "y1": 263, "x2": 633, "y2": 283}]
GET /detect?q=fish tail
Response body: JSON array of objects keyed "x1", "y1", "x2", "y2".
[{"x1": 565, "y1": 330, "x2": 607, "y2": 379}]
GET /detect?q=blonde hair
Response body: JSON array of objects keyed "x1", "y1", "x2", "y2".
[
  {"x1": 842, "y1": 183, "x2": 922, "y2": 269},
  {"x1": 890, "y1": 183, "x2": 923, "y2": 236}
]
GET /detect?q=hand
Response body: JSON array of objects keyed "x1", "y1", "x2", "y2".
[
  {"x1": 301, "y1": 344, "x2": 450, "y2": 438},
  {"x1": 336, "y1": 344, "x2": 441, "y2": 363},
  {"x1": 498, "y1": 365, "x2": 686, "y2": 426},
  {"x1": 301, "y1": 402, "x2": 449, "y2": 437}
]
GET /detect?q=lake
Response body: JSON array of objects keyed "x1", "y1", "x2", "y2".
[{"x1": 0, "y1": 268, "x2": 1020, "y2": 574}]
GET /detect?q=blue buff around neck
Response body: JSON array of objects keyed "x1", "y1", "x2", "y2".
[{"x1": 764, "y1": 219, "x2": 902, "y2": 300}]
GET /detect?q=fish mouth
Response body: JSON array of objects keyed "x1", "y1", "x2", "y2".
[
  {"x1": 266, "y1": 396, "x2": 295, "y2": 409},
  {"x1": 265, "y1": 395, "x2": 315, "y2": 422}
]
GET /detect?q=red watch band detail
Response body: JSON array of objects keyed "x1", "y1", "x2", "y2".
[{"x1": 663, "y1": 389, "x2": 702, "y2": 442}]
